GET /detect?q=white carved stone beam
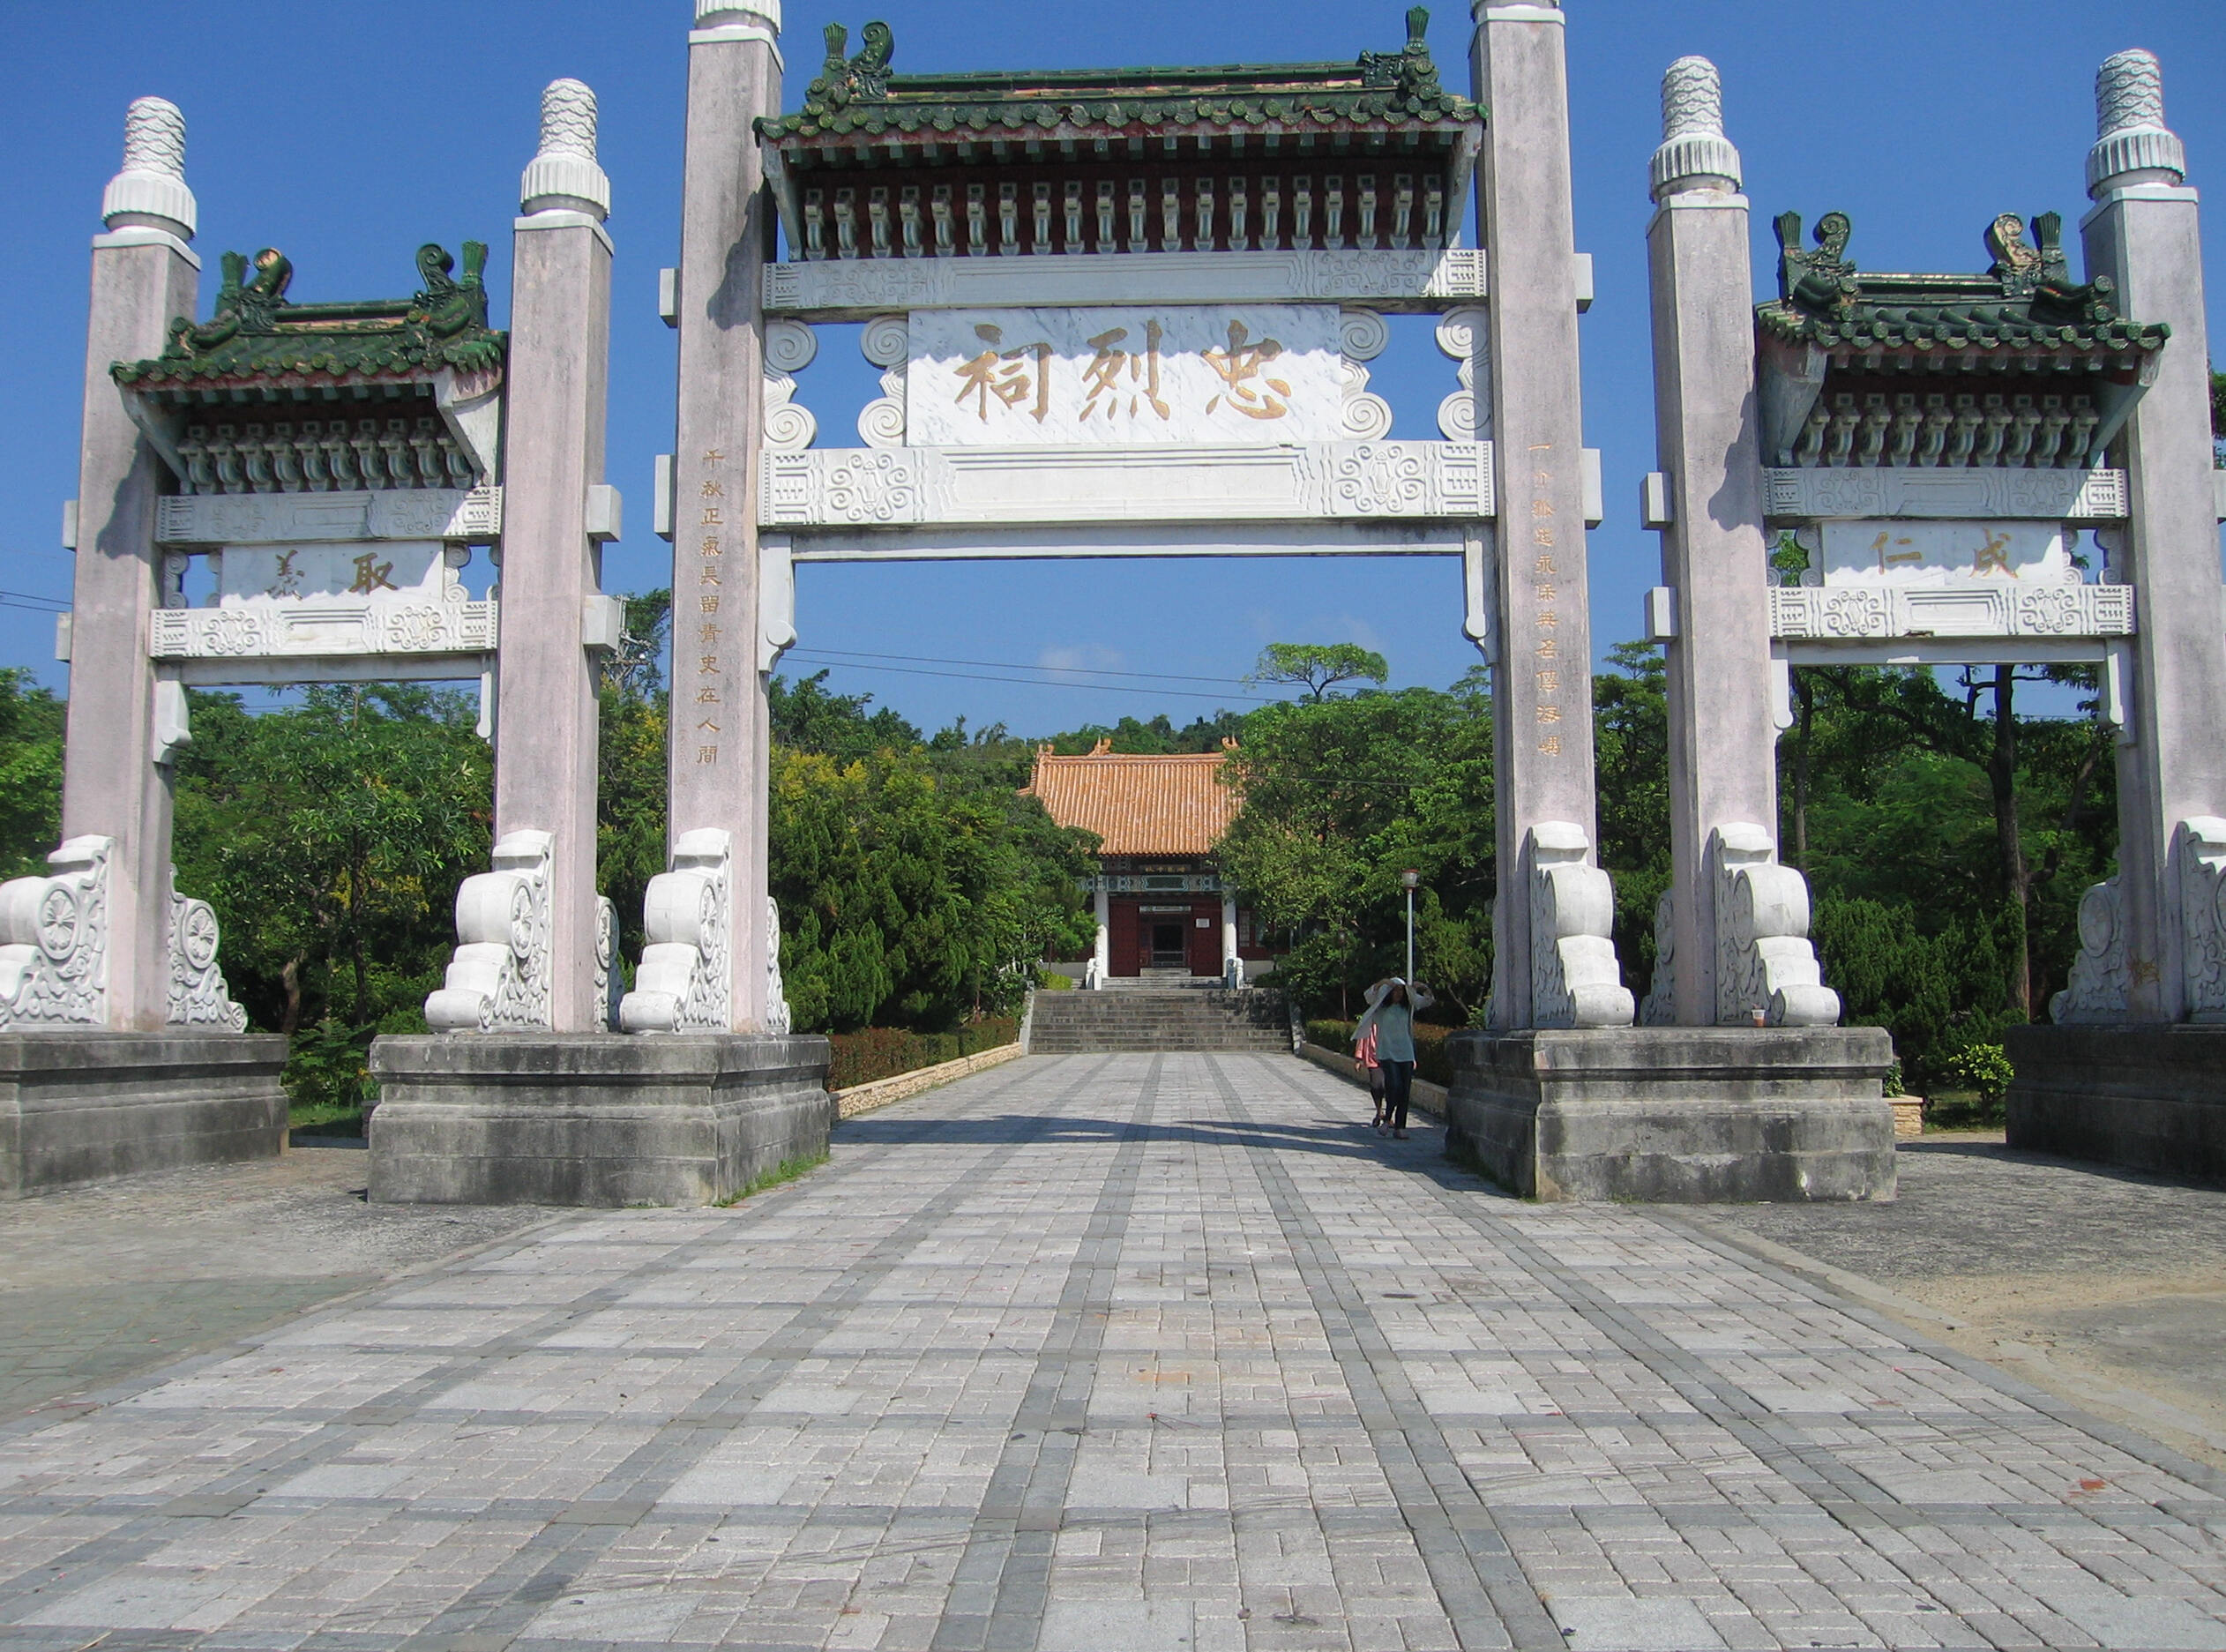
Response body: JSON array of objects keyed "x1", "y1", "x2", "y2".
[
  {"x1": 763, "y1": 249, "x2": 1489, "y2": 318},
  {"x1": 760, "y1": 442, "x2": 1493, "y2": 530}
]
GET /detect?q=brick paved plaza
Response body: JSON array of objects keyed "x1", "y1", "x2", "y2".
[{"x1": 2, "y1": 1054, "x2": 2222, "y2": 1650}]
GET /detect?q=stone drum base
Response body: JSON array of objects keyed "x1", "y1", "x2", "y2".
[
  {"x1": 0, "y1": 1032, "x2": 288, "y2": 1200},
  {"x1": 2006, "y1": 1025, "x2": 2226, "y2": 1182},
  {"x1": 1444, "y1": 1028, "x2": 1898, "y2": 1203},
  {"x1": 369, "y1": 1034, "x2": 833, "y2": 1207}
]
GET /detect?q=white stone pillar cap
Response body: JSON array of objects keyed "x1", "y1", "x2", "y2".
[
  {"x1": 1650, "y1": 56, "x2": 1742, "y2": 200},
  {"x1": 102, "y1": 97, "x2": 197, "y2": 239},
  {"x1": 2088, "y1": 49, "x2": 2186, "y2": 197},
  {"x1": 698, "y1": 0, "x2": 780, "y2": 28},
  {"x1": 521, "y1": 78, "x2": 611, "y2": 221}
]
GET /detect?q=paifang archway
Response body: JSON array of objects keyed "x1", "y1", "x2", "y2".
[{"x1": 631, "y1": 0, "x2": 1632, "y2": 1045}]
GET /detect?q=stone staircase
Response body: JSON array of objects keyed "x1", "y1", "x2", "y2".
[{"x1": 1025, "y1": 987, "x2": 1293, "y2": 1054}]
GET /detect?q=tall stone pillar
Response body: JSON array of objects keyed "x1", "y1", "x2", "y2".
[
  {"x1": 1092, "y1": 887, "x2": 1111, "y2": 989},
  {"x1": 1471, "y1": 1, "x2": 1631, "y2": 1030},
  {"x1": 2078, "y1": 51, "x2": 2226, "y2": 1023},
  {"x1": 491, "y1": 80, "x2": 617, "y2": 1034},
  {"x1": 1640, "y1": 60, "x2": 1836, "y2": 1030},
  {"x1": 60, "y1": 100, "x2": 203, "y2": 1032},
  {"x1": 665, "y1": 0, "x2": 782, "y2": 1031}
]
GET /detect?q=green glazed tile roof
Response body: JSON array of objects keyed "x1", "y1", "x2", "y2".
[
  {"x1": 758, "y1": 8, "x2": 1479, "y2": 145},
  {"x1": 1757, "y1": 211, "x2": 2168, "y2": 357},
  {"x1": 113, "y1": 243, "x2": 505, "y2": 392}
]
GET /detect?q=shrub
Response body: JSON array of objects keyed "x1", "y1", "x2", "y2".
[
  {"x1": 825, "y1": 1016, "x2": 1020, "y2": 1090},
  {"x1": 1939, "y1": 1042, "x2": 2015, "y2": 1102},
  {"x1": 1305, "y1": 1018, "x2": 1457, "y2": 1088},
  {"x1": 285, "y1": 1019, "x2": 377, "y2": 1125},
  {"x1": 1035, "y1": 968, "x2": 1076, "y2": 990}
]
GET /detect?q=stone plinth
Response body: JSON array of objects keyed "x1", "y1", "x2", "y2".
[
  {"x1": 368, "y1": 1034, "x2": 832, "y2": 1207},
  {"x1": 2005, "y1": 1026, "x2": 2226, "y2": 1182},
  {"x1": 1444, "y1": 1028, "x2": 1896, "y2": 1202},
  {"x1": 0, "y1": 1032, "x2": 288, "y2": 1199}
]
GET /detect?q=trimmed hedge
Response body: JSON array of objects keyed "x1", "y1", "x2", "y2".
[
  {"x1": 1305, "y1": 1019, "x2": 1457, "y2": 1088},
  {"x1": 825, "y1": 1017, "x2": 1020, "y2": 1090}
]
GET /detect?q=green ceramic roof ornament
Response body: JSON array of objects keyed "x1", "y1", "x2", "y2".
[
  {"x1": 112, "y1": 243, "x2": 505, "y2": 391},
  {"x1": 1757, "y1": 210, "x2": 2169, "y2": 359},
  {"x1": 758, "y1": 8, "x2": 1478, "y2": 143}
]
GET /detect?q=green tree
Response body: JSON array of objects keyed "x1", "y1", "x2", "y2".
[
  {"x1": 0, "y1": 669, "x2": 64, "y2": 880},
  {"x1": 770, "y1": 744, "x2": 1095, "y2": 1030},
  {"x1": 172, "y1": 684, "x2": 492, "y2": 1035},
  {"x1": 1218, "y1": 678, "x2": 1495, "y2": 1018},
  {"x1": 1246, "y1": 642, "x2": 1389, "y2": 703}
]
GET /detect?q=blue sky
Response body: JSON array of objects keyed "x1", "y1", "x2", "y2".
[{"x1": 3, "y1": 1, "x2": 2221, "y2": 736}]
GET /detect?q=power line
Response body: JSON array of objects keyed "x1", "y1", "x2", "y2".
[
  {"x1": 782, "y1": 653, "x2": 1274, "y2": 706},
  {"x1": 0, "y1": 590, "x2": 69, "y2": 615}
]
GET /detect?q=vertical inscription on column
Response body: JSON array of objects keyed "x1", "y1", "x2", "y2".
[
  {"x1": 691, "y1": 448, "x2": 731, "y2": 768},
  {"x1": 1528, "y1": 444, "x2": 1563, "y2": 759}
]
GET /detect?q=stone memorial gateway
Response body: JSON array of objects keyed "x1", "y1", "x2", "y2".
[{"x1": 16, "y1": 3, "x2": 2221, "y2": 1205}]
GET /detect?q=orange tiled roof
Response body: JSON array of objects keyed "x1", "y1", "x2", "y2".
[{"x1": 1025, "y1": 747, "x2": 1239, "y2": 857}]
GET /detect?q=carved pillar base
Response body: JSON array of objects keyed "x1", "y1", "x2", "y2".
[
  {"x1": 2006, "y1": 1025, "x2": 2226, "y2": 1181},
  {"x1": 368, "y1": 1032, "x2": 831, "y2": 1207},
  {"x1": 426, "y1": 831, "x2": 556, "y2": 1033},
  {"x1": 1526, "y1": 825, "x2": 1634, "y2": 1030},
  {"x1": 1443, "y1": 1026, "x2": 1897, "y2": 1203},
  {"x1": 1707, "y1": 826, "x2": 1840, "y2": 1028},
  {"x1": 620, "y1": 829, "x2": 733, "y2": 1033},
  {"x1": 0, "y1": 1031, "x2": 287, "y2": 1199}
]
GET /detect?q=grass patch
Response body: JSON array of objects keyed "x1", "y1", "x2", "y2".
[{"x1": 717, "y1": 1151, "x2": 829, "y2": 1207}]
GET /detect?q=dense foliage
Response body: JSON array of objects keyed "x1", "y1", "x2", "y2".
[
  {"x1": 1215, "y1": 643, "x2": 2120, "y2": 1091},
  {"x1": 1217, "y1": 675, "x2": 1497, "y2": 1020},
  {"x1": 0, "y1": 592, "x2": 2147, "y2": 1097}
]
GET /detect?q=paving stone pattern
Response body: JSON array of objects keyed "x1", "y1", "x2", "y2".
[
  {"x1": 0, "y1": 1149, "x2": 549, "y2": 1422},
  {"x1": 0, "y1": 1054, "x2": 2222, "y2": 1650}
]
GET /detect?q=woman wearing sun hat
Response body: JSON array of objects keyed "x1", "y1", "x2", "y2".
[{"x1": 1353, "y1": 976, "x2": 1434, "y2": 1139}]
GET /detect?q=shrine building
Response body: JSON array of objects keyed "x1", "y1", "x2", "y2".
[{"x1": 1026, "y1": 745, "x2": 1275, "y2": 986}]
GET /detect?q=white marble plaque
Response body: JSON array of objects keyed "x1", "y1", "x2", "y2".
[
  {"x1": 216, "y1": 542, "x2": 448, "y2": 609},
  {"x1": 908, "y1": 306, "x2": 1348, "y2": 448},
  {"x1": 1818, "y1": 520, "x2": 2078, "y2": 587}
]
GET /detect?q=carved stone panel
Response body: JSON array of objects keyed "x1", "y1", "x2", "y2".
[
  {"x1": 763, "y1": 248, "x2": 1489, "y2": 318},
  {"x1": 1770, "y1": 583, "x2": 2133, "y2": 643},
  {"x1": 761, "y1": 442, "x2": 1493, "y2": 530},
  {"x1": 2178, "y1": 819, "x2": 2226, "y2": 1023},
  {"x1": 1526, "y1": 823, "x2": 1634, "y2": 1030},
  {"x1": 2052, "y1": 878, "x2": 2130, "y2": 1025},
  {"x1": 1762, "y1": 467, "x2": 2127, "y2": 523},
  {"x1": 168, "y1": 886, "x2": 247, "y2": 1032},
  {"x1": 0, "y1": 837, "x2": 111, "y2": 1030},
  {"x1": 424, "y1": 831, "x2": 556, "y2": 1034},
  {"x1": 620, "y1": 829, "x2": 734, "y2": 1035},
  {"x1": 156, "y1": 486, "x2": 503, "y2": 546}
]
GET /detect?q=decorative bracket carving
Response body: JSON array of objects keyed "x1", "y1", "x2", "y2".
[
  {"x1": 1639, "y1": 888, "x2": 1677, "y2": 1027},
  {"x1": 168, "y1": 882, "x2": 246, "y2": 1031},
  {"x1": 425, "y1": 830, "x2": 554, "y2": 1032},
  {"x1": 766, "y1": 897, "x2": 794, "y2": 1036},
  {"x1": 1709, "y1": 825, "x2": 1840, "y2": 1027},
  {"x1": 1527, "y1": 823, "x2": 1634, "y2": 1029},
  {"x1": 594, "y1": 894, "x2": 621, "y2": 1031},
  {"x1": 2052, "y1": 877, "x2": 2129, "y2": 1025},
  {"x1": 1433, "y1": 306, "x2": 1493, "y2": 443},
  {"x1": 620, "y1": 828, "x2": 732, "y2": 1033},
  {"x1": 0, "y1": 837, "x2": 112, "y2": 1030},
  {"x1": 2177, "y1": 818, "x2": 2226, "y2": 1023}
]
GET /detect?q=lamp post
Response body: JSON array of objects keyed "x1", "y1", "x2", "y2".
[{"x1": 1401, "y1": 868, "x2": 1420, "y2": 988}]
